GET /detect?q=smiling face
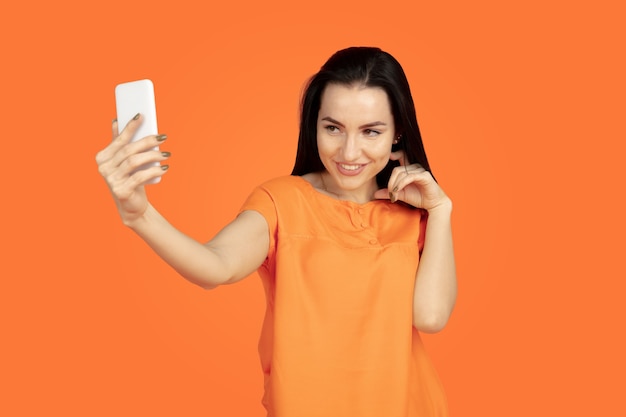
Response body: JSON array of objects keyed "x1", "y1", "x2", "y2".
[{"x1": 316, "y1": 83, "x2": 396, "y2": 203}]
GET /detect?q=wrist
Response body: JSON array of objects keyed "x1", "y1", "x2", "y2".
[
  {"x1": 122, "y1": 204, "x2": 156, "y2": 230},
  {"x1": 425, "y1": 197, "x2": 452, "y2": 217}
]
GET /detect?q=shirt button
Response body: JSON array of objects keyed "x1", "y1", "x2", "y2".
[
  {"x1": 369, "y1": 239, "x2": 378, "y2": 245},
  {"x1": 361, "y1": 223, "x2": 368, "y2": 228},
  {"x1": 357, "y1": 208, "x2": 364, "y2": 214}
]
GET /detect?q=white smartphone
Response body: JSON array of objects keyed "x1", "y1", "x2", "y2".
[{"x1": 115, "y1": 79, "x2": 161, "y2": 184}]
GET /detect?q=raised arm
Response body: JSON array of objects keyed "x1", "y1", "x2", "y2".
[
  {"x1": 96, "y1": 116, "x2": 269, "y2": 289},
  {"x1": 375, "y1": 151, "x2": 457, "y2": 333},
  {"x1": 410, "y1": 202, "x2": 456, "y2": 333}
]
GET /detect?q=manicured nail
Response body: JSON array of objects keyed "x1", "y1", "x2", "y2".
[
  {"x1": 389, "y1": 192, "x2": 395, "y2": 203},
  {"x1": 161, "y1": 165, "x2": 169, "y2": 171},
  {"x1": 112, "y1": 118, "x2": 117, "y2": 124},
  {"x1": 161, "y1": 151, "x2": 171, "y2": 157},
  {"x1": 156, "y1": 134, "x2": 167, "y2": 141},
  {"x1": 133, "y1": 113, "x2": 140, "y2": 120},
  {"x1": 393, "y1": 186, "x2": 399, "y2": 192}
]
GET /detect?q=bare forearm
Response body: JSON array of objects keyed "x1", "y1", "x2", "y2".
[
  {"x1": 413, "y1": 200, "x2": 457, "y2": 333},
  {"x1": 125, "y1": 204, "x2": 228, "y2": 289}
]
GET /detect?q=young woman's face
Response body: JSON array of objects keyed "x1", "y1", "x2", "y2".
[{"x1": 316, "y1": 83, "x2": 396, "y2": 202}]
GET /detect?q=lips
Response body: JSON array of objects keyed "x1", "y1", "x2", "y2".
[
  {"x1": 336, "y1": 162, "x2": 367, "y2": 176},
  {"x1": 340, "y1": 163, "x2": 361, "y2": 171}
]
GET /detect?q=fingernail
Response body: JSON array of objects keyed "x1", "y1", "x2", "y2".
[
  {"x1": 156, "y1": 134, "x2": 167, "y2": 141},
  {"x1": 161, "y1": 165, "x2": 169, "y2": 171},
  {"x1": 161, "y1": 151, "x2": 171, "y2": 157},
  {"x1": 389, "y1": 192, "x2": 395, "y2": 203},
  {"x1": 393, "y1": 186, "x2": 399, "y2": 192},
  {"x1": 133, "y1": 113, "x2": 140, "y2": 120},
  {"x1": 112, "y1": 118, "x2": 117, "y2": 124}
]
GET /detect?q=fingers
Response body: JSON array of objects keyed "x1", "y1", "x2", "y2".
[
  {"x1": 97, "y1": 114, "x2": 170, "y2": 189},
  {"x1": 373, "y1": 188, "x2": 392, "y2": 201},
  {"x1": 388, "y1": 164, "x2": 426, "y2": 192},
  {"x1": 98, "y1": 133, "x2": 167, "y2": 179},
  {"x1": 98, "y1": 113, "x2": 143, "y2": 163},
  {"x1": 116, "y1": 149, "x2": 169, "y2": 179},
  {"x1": 105, "y1": 150, "x2": 170, "y2": 198},
  {"x1": 115, "y1": 112, "x2": 142, "y2": 146},
  {"x1": 112, "y1": 164, "x2": 170, "y2": 199},
  {"x1": 111, "y1": 118, "x2": 119, "y2": 140},
  {"x1": 107, "y1": 133, "x2": 167, "y2": 171},
  {"x1": 387, "y1": 164, "x2": 430, "y2": 204},
  {"x1": 392, "y1": 170, "x2": 431, "y2": 193}
]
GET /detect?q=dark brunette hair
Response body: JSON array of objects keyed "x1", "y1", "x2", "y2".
[{"x1": 291, "y1": 46, "x2": 434, "y2": 187}]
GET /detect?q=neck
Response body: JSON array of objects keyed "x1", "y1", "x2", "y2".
[{"x1": 318, "y1": 171, "x2": 377, "y2": 204}]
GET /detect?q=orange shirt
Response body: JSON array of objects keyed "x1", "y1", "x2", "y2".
[{"x1": 240, "y1": 176, "x2": 447, "y2": 417}]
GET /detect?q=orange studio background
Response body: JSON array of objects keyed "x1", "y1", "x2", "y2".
[{"x1": 1, "y1": 0, "x2": 625, "y2": 415}]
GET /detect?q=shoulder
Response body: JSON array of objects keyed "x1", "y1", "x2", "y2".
[
  {"x1": 241, "y1": 175, "x2": 313, "y2": 211},
  {"x1": 240, "y1": 175, "x2": 318, "y2": 232},
  {"x1": 257, "y1": 175, "x2": 308, "y2": 188},
  {"x1": 254, "y1": 175, "x2": 312, "y2": 197}
]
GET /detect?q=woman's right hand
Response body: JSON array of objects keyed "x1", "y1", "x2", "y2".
[{"x1": 95, "y1": 114, "x2": 170, "y2": 226}]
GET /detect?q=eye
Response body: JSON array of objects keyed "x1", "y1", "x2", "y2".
[
  {"x1": 363, "y1": 129, "x2": 381, "y2": 137},
  {"x1": 325, "y1": 125, "x2": 341, "y2": 134}
]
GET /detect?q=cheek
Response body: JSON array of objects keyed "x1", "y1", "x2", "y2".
[
  {"x1": 367, "y1": 142, "x2": 393, "y2": 161},
  {"x1": 316, "y1": 137, "x2": 335, "y2": 157}
]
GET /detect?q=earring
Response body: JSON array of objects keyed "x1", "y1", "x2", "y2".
[{"x1": 393, "y1": 134, "x2": 402, "y2": 145}]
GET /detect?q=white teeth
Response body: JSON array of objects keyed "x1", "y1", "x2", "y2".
[{"x1": 340, "y1": 164, "x2": 361, "y2": 171}]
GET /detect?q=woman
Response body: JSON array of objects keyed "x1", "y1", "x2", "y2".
[{"x1": 97, "y1": 47, "x2": 456, "y2": 417}]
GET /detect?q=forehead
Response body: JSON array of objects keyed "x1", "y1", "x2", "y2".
[{"x1": 318, "y1": 84, "x2": 393, "y2": 121}]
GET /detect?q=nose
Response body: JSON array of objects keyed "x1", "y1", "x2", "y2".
[{"x1": 340, "y1": 134, "x2": 360, "y2": 161}]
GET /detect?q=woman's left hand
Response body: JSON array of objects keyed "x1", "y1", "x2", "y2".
[{"x1": 373, "y1": 151, "x2": 451, "y2": 212}]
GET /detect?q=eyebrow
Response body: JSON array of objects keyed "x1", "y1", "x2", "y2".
[{"x1": 321, "y1": 116, "x2": 387, "y2": 129}]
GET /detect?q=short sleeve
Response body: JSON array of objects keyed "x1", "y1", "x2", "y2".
[
  {"x1": 239, "y1": 185, "x2": 278, "y2": 263},
  {"x1": 418, "y1": 209, "x2": 428, "y2": 255}
]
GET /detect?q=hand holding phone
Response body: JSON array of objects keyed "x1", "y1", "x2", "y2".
[{"x1": 115, "y1": 79, "x2": 161, "y2": 184}]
